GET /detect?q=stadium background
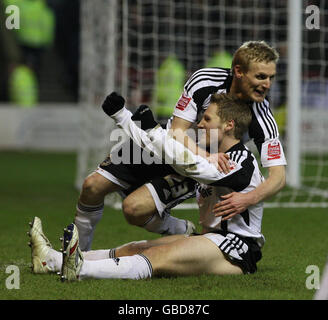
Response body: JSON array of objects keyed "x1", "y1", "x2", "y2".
[{"x1": 0, "y1": 0, "x2": 327, "y2": 300}]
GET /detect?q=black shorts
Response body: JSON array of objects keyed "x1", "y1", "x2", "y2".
[
  {"x1": 203, "y1": 231, "x2": 262, "y2": 274},
  {"x1": 145, "y1": 174, "x2": 197, "y2": 215},
  {"x1": 98, "y1": 140, "x2": 175, "y2": 190},
  {"x1": 96, "y1": 140, "x2": 197, "y2": 212}
]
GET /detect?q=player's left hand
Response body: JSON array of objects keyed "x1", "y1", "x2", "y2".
[
  {"x1": 207, "y1": 153, "x2": 230, "y2": 174},
  {"x1": 212, "y1": 192, "x2": 251, "y2": 221}
]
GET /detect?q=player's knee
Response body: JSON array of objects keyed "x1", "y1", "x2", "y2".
[
  {"x1": 129, "y1": 240, "x2": 150, "y2": 253},
  {"x1": 122, "y1": 189, "x2": 157, "y2": 226},
  {"x1": 81, "y1": 174, "x2": 111, "y2": 201},
  {"x1": 141, "y1": 246, "x2": 168, "y2": 275},
  {"x1": 122, "y1": 196, "x2": 153, "y2": 226},
  {"x1": 122, "y1": 197, "x2": 140, "y2": 225},
  {"x1": 83, "y1": 175, "x2": 100, "y2": 196}
]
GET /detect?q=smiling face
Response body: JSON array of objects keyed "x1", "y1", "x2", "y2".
[
  {"x1": 197, "y1": 93, "x2": 252, "y2": 152},
  {"x1": 233, "y1": 61, "x2": 276, "y2": 103},
  {"x1": 197, "y1": 103, "x2": 229, "y2": 150}
]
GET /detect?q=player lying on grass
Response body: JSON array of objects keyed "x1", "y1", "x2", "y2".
[
  {"x1": 74, "y1": 41, "x2": 286, "y2": 252},
  {"x1": 28, "y1": 93, "x2": 265, "y2": 280}
]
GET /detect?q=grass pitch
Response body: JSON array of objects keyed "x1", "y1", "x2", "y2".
[{"x1": 0, "y1": 151, "x2": 327, "y2": 300}]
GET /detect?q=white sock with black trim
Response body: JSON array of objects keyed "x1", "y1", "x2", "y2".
[
  {"x1": 143, "y1": 211, "x2": 188, "y2": 235},
  {"x1": 79, "y1": 254, "x2": 153, "y2": 280},
  {"x1": 74, "y1": 201, "x2": 104, "y2": 251},
  {"x1": 44, "y1": 248, "x2": 62, "y2": 272},
  {"x1": 82, "y1": 249, "x2": 113, "y2": 261}
]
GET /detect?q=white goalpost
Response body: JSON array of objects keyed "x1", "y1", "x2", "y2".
[
  {"x1": 76, "y1": 0, "x2": 122, "y2": 206},
  {"x1": 77, "y1": 0, "x2": 328, "y2": 209},
  {"x1": 287, "y1": 0, "x2": 302, "y2": 189}
]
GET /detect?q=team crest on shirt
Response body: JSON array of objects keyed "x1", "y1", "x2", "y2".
[
  {"x1": 267, "y1": 141, "x2": 281, "y2": 160},
  {"x1": 176, "y1": 94, "x2": 191, "y2": 111}
]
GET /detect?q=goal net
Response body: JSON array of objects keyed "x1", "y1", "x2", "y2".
[{"x1": 77, "y1": 0, "x2": 328, "y2": 208}]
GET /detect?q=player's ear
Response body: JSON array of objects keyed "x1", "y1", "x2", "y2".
[
  {"x1": 224, "y1": 120, "x2": 234, "y2": 133},
  {"x1": 233, "y1": 65, "x2": 243, "y2": 79}
]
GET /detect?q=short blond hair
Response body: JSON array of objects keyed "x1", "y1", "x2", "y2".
[
  {"x1": 210, "y1": 93, "x2": 252, "y2": 140},
  {"x1": 232, "y1": 41, "x2": 279, "y2": 72}
]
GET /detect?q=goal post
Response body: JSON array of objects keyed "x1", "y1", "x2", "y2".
[
  {"x1": 75, "y1": 0, "x2": 120, "y2": 203},
  {"x1": 77, "y1": 0, "x2": 328, "y2": 208},
  {"x1": 287, "y1": 0, "x2": 302, "y2": 189}
]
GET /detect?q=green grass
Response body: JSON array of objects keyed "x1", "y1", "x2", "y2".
[
  {"x1": 258, "y1": 153, "x2": 328, "y2": 204},
  {"x1": 0, "y1": 151, "x2": 327, "y2": 300}
]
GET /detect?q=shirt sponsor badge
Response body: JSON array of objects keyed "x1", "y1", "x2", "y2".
[
  {"x1": 176, "y1": 94, "x2": 191, "y2": 111},
  {"x1": 267, "y1": 142, "x2": 281, "y2": 160}
]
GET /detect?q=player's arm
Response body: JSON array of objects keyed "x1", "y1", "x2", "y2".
[
  {"x1": 161, "y1": 134, "x2": 229, "y2": 184},
  {"x1": 101, "y1": 92, "x2": 164, "y2": 160},
  {"x1": 170, "y1": 116, "x2": 205, "y2": 157},
  {"x1": 111, "y1": 109, "x2": 162, "y2": 159},
  {"x1": 101, "y1": 92, "x2": 215, "y2": 169},
  {"x1": 171, "y1": 70, "x2": 231, "y2": 172},
  {"x1": 212, "y1": 97, "x2": 287, "y2": 220},
  {"x1": 213, "y1": 165, "x2": 285, "y2": 221},
  {"x1": 148, "y1": 128, "x2": 252, "y2": 187},
  {"x1": 249, "y1": 165, "x2": 286, "y2": 203},
  {"x1": 102, "y1": 93, "x2": 243, "y2": 187},
  {"x1": 109, "y1": 105, "x2": 226, "y2": 183},
  {"x1": 103, "y1": 96, "x2": 214, "y2": 174}
]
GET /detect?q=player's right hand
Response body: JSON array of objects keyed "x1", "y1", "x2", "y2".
[
  {"x1": 207, "y1": 153, "x2": 230, "y2": 174},
  {"x1": 102, "y1": 92, "x2": 125, "y2": 116}
]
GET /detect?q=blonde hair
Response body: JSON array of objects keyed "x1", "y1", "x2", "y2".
[
  {"x1": 210, "y1": 93, "x2": 252, "y2": 140},
  {"x1": 232, "y1": 41, "x2": 279, "y2": 72}
]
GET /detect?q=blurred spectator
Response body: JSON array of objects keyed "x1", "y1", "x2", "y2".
[
  {"x1": 3, "y1": 0, "x2": 56, "y2": 106},
  {"x1": 0, "y1": 1, "x2": 22, "y2": 101},
  {"x1": 5, "y1": 0, "x2": 55, "y2": 79},
  {"x1": 153, "y1": 55, "x2": 185, "y2": 124},
  {"x1": 205, "y1": 50, "x2": 232, "y2": 69},
  {"x1": 8, "y1": 64, "x2": 38, "y2": 107}
]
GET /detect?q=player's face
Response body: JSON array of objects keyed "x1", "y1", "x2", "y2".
[
  {"x1": 237, "y1": 61, "x2": 276, "y2": 103},
  {"x1": 197, "y1": 103, "x2": 225, "y2": 148}
]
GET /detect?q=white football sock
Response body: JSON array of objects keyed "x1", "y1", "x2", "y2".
[
  {"x1": 74, "y1": 201, "x2": 104, "y2": 251},
  {"x1": 82, "y1": 249, "x2": 112, "y2": 261},
  {"x1": 44, "y1": 249, "x2": 115, "y2": 272},
  {"x1": 79, "y1": 254, "x2": 152, "y2": 280},
  {"x1": 143, "y1": 211, "x2": 188, "y2": 235},
  {"x1": 45, "y1": 248, "x2": 62, "y2": 272}
]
